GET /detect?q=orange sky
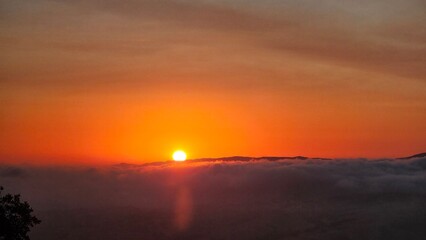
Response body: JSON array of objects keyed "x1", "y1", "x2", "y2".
[{"x1": 1, "y1": 0, "x2": 425, "y2": 164}]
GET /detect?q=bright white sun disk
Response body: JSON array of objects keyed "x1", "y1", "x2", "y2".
[{"x1": 173, "y1": 150, "x2": 187, "y2": 161}]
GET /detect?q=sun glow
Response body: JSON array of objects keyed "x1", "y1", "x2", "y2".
[{"x1": 173, "y1": 150, "x2": 187, "y2": 161}]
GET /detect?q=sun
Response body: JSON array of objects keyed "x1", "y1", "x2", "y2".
[{"x1": 173, "y1": 150, "x2": 187, "y2": 161}]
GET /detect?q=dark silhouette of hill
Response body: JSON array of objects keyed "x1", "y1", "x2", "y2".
[
  {"x1": 114, "y1": 156, "x2": 331, "y2": 168},
  {"x1": 115, "y1": 152, "x2": 426, "y2": 168},
  {"x1": 189, "y1": 155, "x2": 331, "y2": 163},
  {"x1": 398, "y1": 152, "x2": 426, "y2": 159}
]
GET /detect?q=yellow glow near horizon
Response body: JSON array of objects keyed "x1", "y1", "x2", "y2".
[{"x1": 173, "y1": 150, "x2": 187, "y2": 161}]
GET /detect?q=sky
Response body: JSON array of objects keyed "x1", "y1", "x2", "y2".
[{"x1": 1, "y1": 0, "x2": 426, "y2": 164}]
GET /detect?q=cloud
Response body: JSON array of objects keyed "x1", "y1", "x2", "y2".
[
  {"x1": 0, "y1": 166, "x2": 26, "y2": 178},
  {"x1": 1, "y1": 0, "x2": 425, "y2": 89},
  {"x1": 1, "y1": 157, "x2": 426, "y2": 239},
  {"x1": 49, "y1": 0, "x2": 426, "y2": 81}
]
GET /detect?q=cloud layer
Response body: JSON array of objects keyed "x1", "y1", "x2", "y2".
[{"x1": 1, "y1": 158, "x2": 426, "y2": 239}]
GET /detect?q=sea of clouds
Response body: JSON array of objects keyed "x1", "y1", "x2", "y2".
[{"x1": 1, "y1": 158, "x2": 426, "y2": 240}]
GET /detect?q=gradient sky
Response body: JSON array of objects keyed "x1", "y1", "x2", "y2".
[{"x1": 1, "y1": 0, "x2": 425, "y2": 164}]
